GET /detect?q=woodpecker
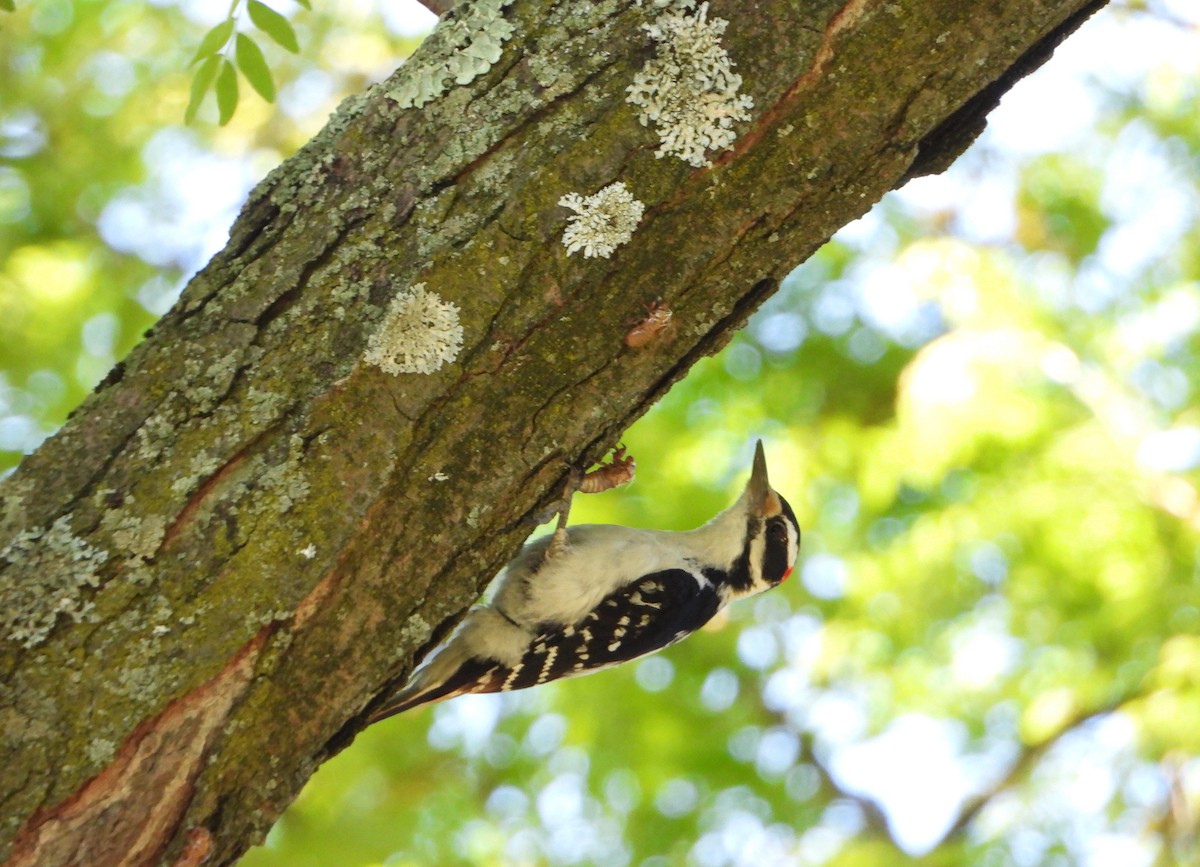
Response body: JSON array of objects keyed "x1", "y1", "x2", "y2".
[{"x1": 369, "y1": 440, "x2": 800, "y2": 721}]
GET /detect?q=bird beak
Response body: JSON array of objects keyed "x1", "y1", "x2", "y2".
[{"x1": 748, "y1": 440, "x2": 783, "y2": 518}]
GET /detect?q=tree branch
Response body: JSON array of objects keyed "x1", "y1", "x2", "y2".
[
  {"x1": 0, "y1": 0, "x2": 1110, "y2": 862},
  {"x1": 414, "y1": 0, "x2": 455, "y2": 15},
  {"x1": 938, "y1": 697, "x2": 1130, "y2": 844}
]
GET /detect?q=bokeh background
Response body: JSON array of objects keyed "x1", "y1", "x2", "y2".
[{"x1": 4, "y1": 0, "x2": 1200, "y2": 864}]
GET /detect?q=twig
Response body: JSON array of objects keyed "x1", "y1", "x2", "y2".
[{"x1": 938, "y1": 697, "x2": 1129, "y2": 844}]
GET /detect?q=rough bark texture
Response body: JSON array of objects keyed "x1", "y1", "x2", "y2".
[{"x1": 0, "y1": 0, "x2": 1106, "y2": 863}]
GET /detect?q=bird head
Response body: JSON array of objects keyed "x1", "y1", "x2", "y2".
[
  {"x1": 739, "y1": 439, "x2": 801, "y2": 594},
  {"x1": 688, "y1": 440, "x2": 801, "y2": 599}
]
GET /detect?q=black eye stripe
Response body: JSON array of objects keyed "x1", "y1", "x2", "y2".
[
  {"x1": 778, "y1": 496, "x2": 798, "y2": 533},
  {"x1": 761, "y1": 516, "x2": 792, "y2": 584}
]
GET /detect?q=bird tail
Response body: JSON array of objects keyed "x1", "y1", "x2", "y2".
[
  {"x1": 367, "y1": 682, "x2": 436, "y2": 723},
  {"x1": 368, "y1": 654, "x2": 502, "y2": 723},
  {"x1": 368, "y1": 606, "x2": 531, "y2": 723}
]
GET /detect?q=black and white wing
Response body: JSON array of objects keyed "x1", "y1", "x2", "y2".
[
  {"x1": 371, "y1": 569, "x2": 721, "y2": 720},
  {"x1": 509, "y1": 567, "x2": 724, "y2": 688}
]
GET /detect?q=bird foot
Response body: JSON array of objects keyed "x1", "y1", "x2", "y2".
[
  {"x1": 546, "y1": 525, "x2": 571, "y2": 560},
  {"x1": 543, "y1": 465, "x2": 582, "y2": 562},
  {"x1": 540, "y1": 447, "x2": 637, "y2": 564}
]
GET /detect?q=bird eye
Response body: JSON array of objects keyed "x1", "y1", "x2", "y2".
[{"x1": 759, "y1": 520, "x2": 793, "y2": 585}]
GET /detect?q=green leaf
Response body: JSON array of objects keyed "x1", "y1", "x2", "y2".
[
  {"x1": 235, "y1": 33, "x2": 276, "y2": 102},
  {"x1": 247, "y1": 0, "x2": 299, "y2": 53},
  {"x1": 216, "y1": 58, "x2": 239, "y2": 126},
  {"x1": 0, "y1": 0, "x2": 15, "y2": 12},
  {"x1": 190, "y1": 18, "x2": 235, "y2": 66},
  {"x1": 293, "y1": 0, "x2": 311, "y2": 9},
  {"x1": 185, "y1": 55, "x2": 221, "y2": 124}
]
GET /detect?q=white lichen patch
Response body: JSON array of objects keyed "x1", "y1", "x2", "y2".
[
  {"x1": 364, "y1": 283, "x2": 464, "y2": 376},
  {"x1": 86, "y1": 737, "x2": 116, "y2": 765},
  {"x1": 261, "y1": 434, "x2": 313, "y2": 514},
  {"x1": 134, "y1": 411, "x2": 177, "y2": 462},
  {"x1": 559, "y1": 182, "x2": 646, "y2": 259},
  {"x1": 100, "y1": 503, "x2": 167, "y2": 562},
  {"x1": 181, "y1": 351, "x2": 246, "y2": 413},
  {"x1": 626, "y1": 1, "x2": 754, "y2": 167},
  {"x1": 1, "y1": 515, "x2": 109, "y2": 648},
  {"x1": 248, "y1": 387, "x2": 288, "y2": 427},
  {"x1": 112, "y1": 640, "x2": 170, "y2": 698},
  {"x1": 245, "y1": 608, "x2": 295, "y2": 630},
  {"x1": 401, "y1": 612, "x2": 433, "y2": 648},
  {"x1": 466, "y1": 503, "x2": 490, "y2": 528},
  {"x1": 298, "y1": 544, "x2": 317, "y2": 559},
  {"x1": 170, "y1": 451, "x2": 223, "y2": 496},
  {"x1": 0, "y1": 475, "x2": 33, "y2": 539},
  {"x1": 330, "y1": 278, "x2": 372, "y2": 322},
  {"x1": 387, "y1": 0, "x2": 516, "y2": 109}
]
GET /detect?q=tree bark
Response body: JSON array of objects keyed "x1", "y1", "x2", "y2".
[
  {"x1": 0, "y1": 0, "x2": 1106, "y2": 863},
  {"x1": 415, "y1": 0, "x2": 457, "y2": 15}
]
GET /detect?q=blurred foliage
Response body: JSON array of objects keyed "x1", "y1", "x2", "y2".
[
  {"x1": 0, "y1": 0, "x2": 426, "y2": 466},
  {"x1": 4, "y1": 1, "x2": 1200, "y2": 866}
]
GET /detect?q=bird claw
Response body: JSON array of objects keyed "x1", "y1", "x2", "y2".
[{"x1": 541, "y1": 446, "x2": 636, "y2": 564}]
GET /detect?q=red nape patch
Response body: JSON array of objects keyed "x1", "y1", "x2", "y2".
[{"x1": 781, "y1": 566, "x2": 793, "y2": 582}]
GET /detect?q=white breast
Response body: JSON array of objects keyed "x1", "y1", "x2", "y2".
[{"x1": 488, "y1": 525, "x2": 709, "y2": 627}]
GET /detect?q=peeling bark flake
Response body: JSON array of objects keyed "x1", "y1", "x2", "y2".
[{"x1": 5, "y1": 631, "x2": 267, "y2": 867}]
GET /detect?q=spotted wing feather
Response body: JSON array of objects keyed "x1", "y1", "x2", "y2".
[{"x1": 494, "y1": 568, "x2": 721, "y2": 692}]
